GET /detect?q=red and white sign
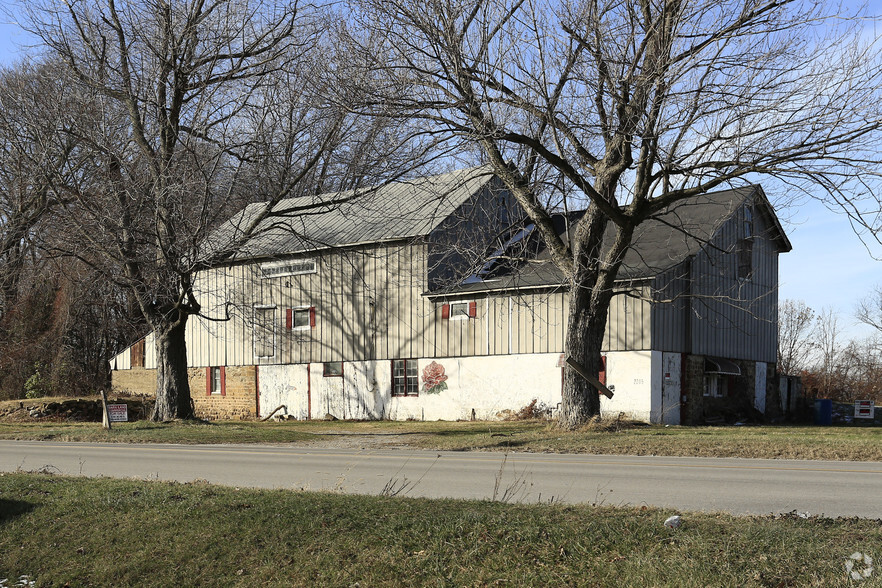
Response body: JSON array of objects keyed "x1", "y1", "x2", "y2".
[
  {"x1": 107, "y1": 404, "x2": 129, "y2": 422},
  {"x1": 854, "y1": 400, "x2": 875, "y2": 420}
]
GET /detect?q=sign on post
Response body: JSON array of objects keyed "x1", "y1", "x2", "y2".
[
  {"x1": 854, "y1": 400, "x2": 875, "y2": 420},
  {"x1": 107, "y1": 404, "x2": 129, "y2": 423}
]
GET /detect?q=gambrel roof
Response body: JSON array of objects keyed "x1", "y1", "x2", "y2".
[
  {"x1": 206, "y1": 165, "x2": 496, "y2": 261},
  {"x1": 449, "y1": 184, "x2": 791, "y2": 294}
]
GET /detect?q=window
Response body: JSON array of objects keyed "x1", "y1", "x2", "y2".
[
  {"x1": 323, "y1": 361, "x2": 343, "y2": 377},
  {"x1": 260, "y1": 258, "x2": 317, "y2": 279},
  {"x1": 442, "y1": 301, "x2": 477, "y2": 320},
  {"x1": 704, "y1": 374, "x2": 728, "y2": 398},
  {"x1": 392, "y1": 359, "x2": 419, "y2": 397},
  {"x1": 736, "y1": 238, "x2": 753, "y2": 280},
  {"x1": 206, "y1": 366, "x2": 225, "y2": 396},
  {"x1": 743, "y1": 206, "x2": 754, "y2": 238},
  {"x1": 253, "y1": 305, "x2": 276, "y2": 357},
  {"x1": 286, "y1": 307, "x2": 316, "y2": 330}
]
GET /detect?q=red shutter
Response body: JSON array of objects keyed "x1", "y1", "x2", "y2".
[
  {"x1": 468, "y1": 301, "x2": 477, "y2": 318},
  {"x1": 599, "y1": 356, "x2": 607, "y2": 387},
  {"x1": 309, "y1": 307, "x2": 316, "y2": 328},
  {"x1": 206, "y1": 367, "x2": 212, "y2": 396},
  {"x1": 286, "y1": 308, "x2": 292, "y2": 329},
  {"x1": 441, "y1": 304, "x2": 450, "y2": 319},
  {"x1": 220, "y1": 366, "x2": 226, "y2": 396}
]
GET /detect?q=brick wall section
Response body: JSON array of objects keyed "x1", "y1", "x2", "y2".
[
  {"x1": 190, "y1": 366, "x2": 258, "y2": 420},
  {"x1": 111, "y1": 368, "x2": 156, "y2": 397}
]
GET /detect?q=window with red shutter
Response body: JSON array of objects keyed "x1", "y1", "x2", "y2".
[
  {"x1": 446, "y1": 301, "x2": 476, "y2": 320},
  {"x1": 208, "y1": 366, "x2": 225, "y2": 396}
]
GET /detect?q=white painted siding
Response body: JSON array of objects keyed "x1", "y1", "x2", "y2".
[{"x1": 599, "y1": 351, "x2": 655, "y2": 423}]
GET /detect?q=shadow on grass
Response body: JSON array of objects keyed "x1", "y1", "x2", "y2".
[{"x1": 0, "y1": 499, "x2": 35, "y2": 523}]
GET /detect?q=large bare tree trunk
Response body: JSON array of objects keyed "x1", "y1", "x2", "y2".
[
  {"x1": 151, "y1": 314, "x2": 194, "y2": 421},
  {"x1": 560, "y1": 290, "x2": 607, "y2": 428},
  {"x1": 558, "y1": 204, "x2": 628, "y2": 429}
]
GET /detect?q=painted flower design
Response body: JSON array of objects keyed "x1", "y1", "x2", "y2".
[{"x1": 422, "y1": 361, "x2": 448, "y2": 395}]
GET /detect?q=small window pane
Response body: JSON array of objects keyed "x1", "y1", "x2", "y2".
[
  {"x1": 450, "y1": 302, "x2": 470, "y2": 318},
  {"x1": 392, "y1": 359, "x2": 418, "y2": 397},
  {"x1": 293, "y1": 309, "x2": 310, "y2": 328},
  {"x1": 323, "y1": 361, "x2": 343, "y2": 377},
  {"x1": 210, "y1": 367, "x2": 222, "y2": 394}
]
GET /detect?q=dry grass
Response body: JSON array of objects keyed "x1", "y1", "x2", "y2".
[
  {"x1": 2, "y1": 412, "x2": 882, "y2": 461},
  {"x1": 2, "y1": 473, "x2": 880, "y2": 587}
]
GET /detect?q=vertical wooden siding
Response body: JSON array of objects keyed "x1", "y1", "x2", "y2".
[
  {"x1": 185, "y1": 240, "x2": 657, "y2": 368},
  {"x1": 686, "y1": 203, "x2": 778, "y2": 363},
  {"x1": 184, "y1": 207, "x2": 779, "y2": 368}
]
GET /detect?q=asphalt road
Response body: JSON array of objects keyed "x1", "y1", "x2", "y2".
[{"x1": 2, "y1": 440, "x2": 881, "y2": 518}]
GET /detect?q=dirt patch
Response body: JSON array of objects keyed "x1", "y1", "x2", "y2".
[{"x1": 296, "y1": 430, "x2": 430, "y2": 450}]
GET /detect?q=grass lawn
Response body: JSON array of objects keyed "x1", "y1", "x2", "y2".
[
  {"x1": 1, "y1": 473, "x2": 879, "y2": 587},
  {"x1": 1, "y1": 418, "x2": 882, "y2": 462}
]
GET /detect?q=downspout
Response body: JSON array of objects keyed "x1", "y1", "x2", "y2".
[
  {"x1": 681, "y1": 259, "x2": 693, "y2": 423},
  {"x1": 255, "y1": 366, "x2": 260, "y2": 419},
  {"x1": 307, "y1": 363, "x2": 312, "y2": 420}
]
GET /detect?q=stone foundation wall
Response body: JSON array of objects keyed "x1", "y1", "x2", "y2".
[
  {"x1": 111, "y1": 367, "x2": 156, "y2": 398},
  {"x1": 681, "y1": 355, "x2": 779, "y2": 425},
  {"x1": 190, "y1": 366, "x2": 258, "y2": 420},
  {"x1": 112, "y1": 366, "x2": 258, "y2": 420}
]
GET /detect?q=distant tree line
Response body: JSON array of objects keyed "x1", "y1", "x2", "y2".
[{"x1": 779, "y1": 294, "x2": 882, "y2": 403}]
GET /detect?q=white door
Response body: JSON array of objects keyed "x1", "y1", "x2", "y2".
[
  {"x1": 755, "y1": 362, "x2": 767, "y2": 414},
  {"x1": 258, "y1": 365, "x2": 310, "y2": 419},
  {"x1": 660, "y1": 353, "x2": 681, "y2": 425}
]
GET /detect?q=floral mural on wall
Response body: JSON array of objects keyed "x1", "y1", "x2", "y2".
[{"x1": 422, "y1": 361, "x2": 448, "y2": 394}]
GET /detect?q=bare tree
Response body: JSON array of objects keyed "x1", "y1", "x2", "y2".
[
  {"x1": 20, "y1": 0, "x2": 380, "y2": 420},
  {"x1": 857, "y1": 284, "x2": 882, "y2": 334},
  {"x1": 813, "y1": 306, "x2": 843, "y2": 398},
  {"x1": 0, "y1": 59, "x2": 76, "y2": 320},
  {"x1": 777, "y1": 299, "x2": 815, "y2": 375},
  {"x1": 349, "y1": 0, "x2": 882, "y2": 427}
]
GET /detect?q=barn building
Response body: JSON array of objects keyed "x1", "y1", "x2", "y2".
[{"x1": 111, "y1": 166, "x2": 791, "y2": 424}]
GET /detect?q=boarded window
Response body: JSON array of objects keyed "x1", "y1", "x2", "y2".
[
  {"x1": 253, "y1": 306, "x2": 276, "y2": 357},
  {"x1": 392, "y1": 359, "x2": 419, "y2": 397},
  {"x1": 131, "y1": 339, "x2": 146, "y2": 368}
]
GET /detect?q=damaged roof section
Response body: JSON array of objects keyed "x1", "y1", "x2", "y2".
[{"x1": 445, "y1": 185, "x2": 791, "y2": 295}]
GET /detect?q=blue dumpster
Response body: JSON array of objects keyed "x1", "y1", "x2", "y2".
[{"x1": 814, "y1": 399, "x2": 833, "y2": 426}]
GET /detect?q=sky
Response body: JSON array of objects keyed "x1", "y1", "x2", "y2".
[{"x1": 0, "y1": 7, "x2": 879, "y2": 342}]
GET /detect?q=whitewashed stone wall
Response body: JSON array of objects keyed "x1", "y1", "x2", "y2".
[{"x1": 255, "y1": 351, "x2": 661, "y2": 422}]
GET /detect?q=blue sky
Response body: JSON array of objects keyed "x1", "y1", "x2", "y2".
[{"x1": 1, "y1": 8, "x2": 879, "y2": 341}]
